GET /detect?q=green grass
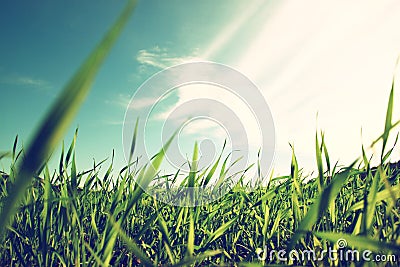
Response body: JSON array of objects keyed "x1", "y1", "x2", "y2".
[
  {"x1": 0, "y1": 124, "x2": 399, "y2": 266},
  {"x1": 0, "y1": 0, "x2": 399, "y2": 265}
]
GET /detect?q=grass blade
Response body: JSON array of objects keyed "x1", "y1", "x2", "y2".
[
  {"x1": 381, "y1": 87, "x2": 394, "y2": 161},
  {"x1": 202, "y1": 140, "x2": 225, "y2": 187},
  {"x1": 187, "y1": 208, "x2": 195, "y2": 257},
  {"x1": 129, "y1": 117, "x2": 139, "y2": 164},
  {"x1": 188, "y1": 142, "x2": 199, "y2": 189},
  {"x1": 315, "y1": 132, "x2": 324, "y2": 192}
]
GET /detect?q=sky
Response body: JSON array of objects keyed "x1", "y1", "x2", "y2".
[{"x1": 1, "y1": 0, "x2": 400, "y2": 180}]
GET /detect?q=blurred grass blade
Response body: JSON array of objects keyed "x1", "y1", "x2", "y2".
[
  {"x1": 0, "y1": 152, "x2": 10, "y2": 161},
  {"x1": 0, "y1": 0, "x2": 138, "y2": 234},
  {"x1": 187, "y1": 208, "x2": 195, "y2": 257}
]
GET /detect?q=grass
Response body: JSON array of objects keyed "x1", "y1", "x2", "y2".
[
  {"x1": 0, "y1": 0, "x2": 399, "y2": 265},
  {"x1": 0, "y1": 122, "x2": 399, "y2": 266}
]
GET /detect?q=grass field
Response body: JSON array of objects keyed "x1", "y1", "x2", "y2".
[
  {"x1": 0, "y1": 106, "x2": 400, "y2": 266},
  {"x1": 0, "y1": 1, "x2": 399, "y2": 266}
]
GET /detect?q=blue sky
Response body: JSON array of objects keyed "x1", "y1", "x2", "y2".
[{"x1": 1, "y1": 0, "x2": 400, "y2": 178}]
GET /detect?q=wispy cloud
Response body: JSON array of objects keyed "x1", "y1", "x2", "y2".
[
  {"x1": 136, "y1": 46, "x2": 201, "y2": 70},
  {"x1": 131, "y1": 46, "x2": 204, "y2": 114},
  {"x1": 105, "y1": 93, "x2": 131, "y2": 108},
  {"x1": 102, "y1": 120, "x2": 125, "y2": 126},
  {"x1": 16, "y1": 77, "x2": 49, "y2": 87},
  {"x1": 105, "y1": 93, "x2": 161, "y2": 111},
  {"x1": 1, "y1": 74, "x2": 52, "y2": 90},
  {"x1": 128, "y1": 96, "x2": 160, "y2": 110},
  {"x1": 181, "y1": 119, "x2": 228, "y2": 140}
]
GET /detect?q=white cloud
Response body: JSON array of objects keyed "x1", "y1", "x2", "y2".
[
  {"x1": 180, "y1": 118, "x2": 228, "y2": 140},
  {"x1": 102, "y1": 120, "x2": 124, "y2": 126},
  {"x1": 105, "y1": 93, "x2": 130, "y2": 108},
  {"x1": 136, "y1": 46, "x2": 201, "y2": 69},
  {"x1": 129, "y1": 96, "x2": 161, "y2": 110},
  {"x1": 106, "y1": 93, "x2": 162, "y2": 111},
  {"x1": 16, "y1": 77, "x2": 48, "y2": 87},
  {"x1": 1, "y1": 75, "x2": 51, "y2": 90}
]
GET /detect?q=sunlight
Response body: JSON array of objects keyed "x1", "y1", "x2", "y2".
[
  {"x1": 201, "y1": 0, "x2": 267, "y2": 59},
  {"x1": 224, "y1": 0, "x2": 400, "y2": 174}
]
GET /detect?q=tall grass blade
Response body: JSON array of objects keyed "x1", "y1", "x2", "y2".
[
  {"x1": 129, "y1": 117, "x2": 139, "y2": 164},
  {"x1": 290, "y1": 144, "x2": 301, "y2": 196},
  {"x1": 187, "y1": 208, "x2": 195, "y2": 257},
  {"x1": 364, "y1": 167, "x2": 381, "y2": 232},
  {"x1": 212, "y1": 152, "x2": 231, "y2": 193},
  {"x1": 315, "y1": 132, "x2": 324, "y2": 192},
  {"x1": 203, "y1": 140, "x2": 226, "y2": 187},
  {"x1": 290, "y1": 144, "x2": 302, "y2": 226},
  {"x1": 12, "y1": 135, "x2": 18, "y2": 162},
  {"x1": 321, "y1": 132, "x2": 331, "y2": 175},
  {"x1": 381, "y1": 87, "x2": 394, "y2": 161},
  {"x1": 188, "y1": 142, "x2": 198, "y2": 189}
]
